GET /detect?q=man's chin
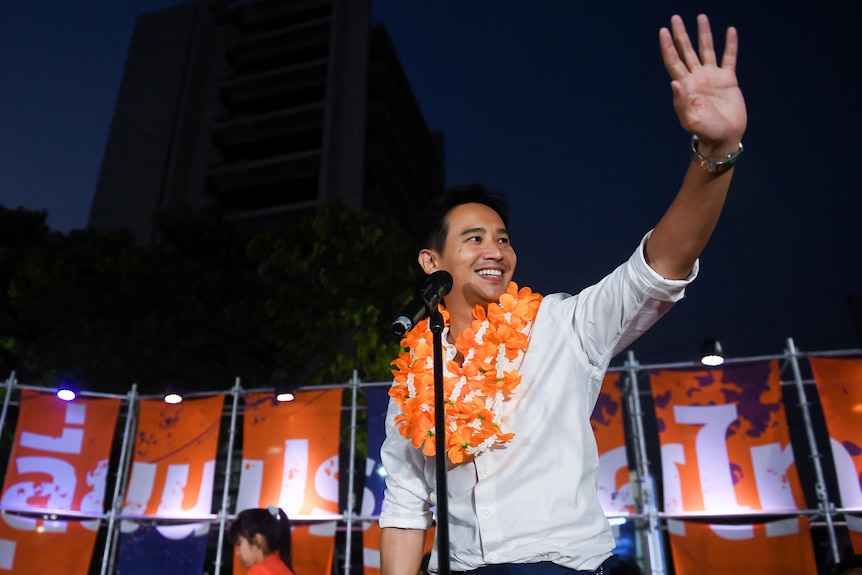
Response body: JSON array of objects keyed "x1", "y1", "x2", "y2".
[{"x1": 475, "y1": 284, "x2": 509, "y2": 305}]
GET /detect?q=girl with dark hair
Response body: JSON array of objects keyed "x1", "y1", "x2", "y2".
[{"x1": 228, "y1": 505, "x2": 295, "y2": 575}]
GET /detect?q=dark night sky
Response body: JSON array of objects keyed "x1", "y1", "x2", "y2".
[{"x1": 1, "y1": 1, "x2": 860, "y2": 365}]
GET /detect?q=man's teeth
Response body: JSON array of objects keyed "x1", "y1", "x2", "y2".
[{"x1": 477, "y1": 270, "x2": 502, "y2": 277}]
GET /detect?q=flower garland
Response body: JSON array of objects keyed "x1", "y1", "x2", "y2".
[{"x1": 389, "y1": 282, "x2": 543, "y2": 465}]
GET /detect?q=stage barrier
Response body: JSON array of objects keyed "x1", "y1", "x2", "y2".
[{"x1": 0, "y1": 337, "x2": 860, "y2": 574}]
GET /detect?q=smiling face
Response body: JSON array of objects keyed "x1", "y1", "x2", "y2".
[{"x1": 419, "y1": 202, "x2": 517, "y2": 327}]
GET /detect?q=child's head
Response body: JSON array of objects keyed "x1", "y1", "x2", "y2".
[{"x1": 228, "y1": 506, "x2": 293, "y2": 569}]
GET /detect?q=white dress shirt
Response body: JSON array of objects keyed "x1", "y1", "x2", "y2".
[{"x1": 379, "y1": 232, "x2": 696, "y2": 572}]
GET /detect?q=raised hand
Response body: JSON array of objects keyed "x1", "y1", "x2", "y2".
[{"x1": 659, "y1": 14, "x2": 747, "y2": 156}]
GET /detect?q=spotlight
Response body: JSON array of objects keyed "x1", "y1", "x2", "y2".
[
  {"x1": 700, "y1": 338, "x2": 725, "y2": 367},
  {"x1": 275, "y1": 384, "x2": 296, "y2": 403},
  {"x1": 164, "y1": 389, "x2": 183, "y2": 404},
  {"x1": 56, "y1": 386, "x2": 77, "y2": 401}
]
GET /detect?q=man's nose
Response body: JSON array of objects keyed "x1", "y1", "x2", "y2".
[{"x1": 484, "y1": 243, "x2": 503, "y2": 259}]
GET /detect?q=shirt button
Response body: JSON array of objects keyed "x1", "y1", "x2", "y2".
[
  {"x1": 482, "y1": 508, "x2": 491, "y2": 516},
  {"x1": 482, "y1": 467, "x2": 490, "y2": 476},
  {"x1": 489, "y1": 553, "x2": 498, "y2": 561}
]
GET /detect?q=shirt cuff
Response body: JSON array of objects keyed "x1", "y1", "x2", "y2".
[
  {"x1": 632, "y1": 230, "x2": 699, "y2": 303},
  {"x1": 378, "y1": 514, "x2": 433, "y2": 530}
]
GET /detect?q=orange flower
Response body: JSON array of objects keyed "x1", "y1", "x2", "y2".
[
  {"x1": 454, "y1": 326, "x2": 477, "y2": 354},
  {"x1": 488, "y1": 284, "x2": 542, "y2": 330},
  {"x1": 446, "y1": 426, "x2": 475, "y2": 464},
  {"x1": 494, "y1": 429, "x2": 515, "y2": 444},
  {"x1": 390, "y1": 282, "x2": 542, "y2": 464}
]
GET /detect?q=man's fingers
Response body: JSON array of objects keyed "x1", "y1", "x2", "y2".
[
  {"x1": 720, "y1": 26, "x2": 739, "y2": 71},
  {"x1": 696, "y1": 14, "x2": 717, "y2": 66},
  {"x1": 670, "y1": 14, "x2": 701, "y2": 71},
  {"x1": 659, "y1": 27, "x2": 689, "y2": 80}
]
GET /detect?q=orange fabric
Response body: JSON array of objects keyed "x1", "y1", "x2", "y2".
[
  {"x1": 649, "y1": 362, "x2": 806, "y2": 513},
  {"x1": 591, "y1": 372, "x2": 634, "y2": 514},
  {"x1": 0, "y1": 520, "x2": 99, "y2": 574},
  {"x1": 122, "y1": 395, "x2": 224, "y2": 518},
  {"x1": 667, "y1": 517, "x2": 817, "y2": 574},
  {"x1": 810, "y1": 356, "x2": 862, "y2": 511},
  {"x1": 848, "y1": 513, "x2": 862, "y2": 555},
  {"x1": 237, "y1": 389, "x2": 342, "y2": 518},
  {"x1": 0, "y1": 390, "x2": 120, "y2": 574},
  {"x1": 248, "y1": 551, "x2": 293, "y2": 575},
  {"x1": 362, "y1": 521, "x2": 383, "y2": 575}
]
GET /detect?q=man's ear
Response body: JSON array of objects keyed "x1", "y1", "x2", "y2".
[
  {"x1": 418, "y1": 249, "x2": 439, "y2": 275},
  {"x1": 252, "y1": 533, "x2": 265, "y2": 548}
]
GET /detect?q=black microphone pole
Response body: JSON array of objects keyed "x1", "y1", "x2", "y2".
[
  {"x1": 429, "y1": 307, "x2": 451, "y2": 575},
  {"x1": 391, "y1": 271, "x2": 452, "y2": 574}
]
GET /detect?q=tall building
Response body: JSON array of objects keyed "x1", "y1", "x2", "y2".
[{"x1": 89, "y1": 0, "x2": 444, "y2": 243}]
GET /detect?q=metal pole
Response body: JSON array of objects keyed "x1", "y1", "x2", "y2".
[
  {"x1": 431, "y1": 309, "x2": 451, "y2": 575},
  {"x1": 101, "y1": 383, "x2": 139, "y2": 575},
  {"x1": 343, "y1": 370, "x2": 360, "y2": 575},
  {"x1": 785, "y1": 338, "x2": 841, "y2": 565},
  {"x1": 0, "y1": 371, "x2": 17, "y2": 439},
  {"x1": 625, "y1": 351, "x2": 664, "y2": 575},
  {"x1": 214, "y1": 377, "x2": 243, "y2": 575}
]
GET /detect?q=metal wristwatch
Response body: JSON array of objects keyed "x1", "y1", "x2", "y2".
[{"x1": 689, "y1": 135, "x2": 743, "y2": 174}]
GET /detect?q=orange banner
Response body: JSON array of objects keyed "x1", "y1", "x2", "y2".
[
  {"x1": 0, "y1": 390, "x2": 120, "y2": 573},
  {"x1": 235, "y1": 389, "x2": 343, "y2": 518},
  {"x1": 667, "y1": 516, "x2": 817, "y2": 574},
  {"x1": 591, "y1": 372, "x2": 634, "y2": 514},
  {"x1": 120, "y1": 395, "x2": 224, "y2": 540},
  {"x1": 123, "y1": 395, "x2": 225, "y2": 516},
  {"x1": 649, "y1": 362, "x2": 806, "y2": 515},
  {"x1": 362, "y1": 521, "x2": 384, "y2": 575},
  {"x1": 809, "y1": 356, "x2": 862, "y2": 510},
  {"x1": 847, "y1": 514, "x2": 862, "y2": 555},
  {"x1": 232, "y1": 521, "x2": 337, "y2": 575}
]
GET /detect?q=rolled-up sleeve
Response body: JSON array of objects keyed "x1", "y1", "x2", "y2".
[
  {"x1": 563, "y1": 230, "x2": 698, "y2": 371},
  {"x1": 629, "y1": 230, "x2": 698, "y2": 302},
  {"x1": 378, "y1": 394, "x2": 435, "y2": 530}
]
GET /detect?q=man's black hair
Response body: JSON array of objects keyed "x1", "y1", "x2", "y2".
[{"x1": 413, "y1": 183, "x2": 510, "y2": 255}]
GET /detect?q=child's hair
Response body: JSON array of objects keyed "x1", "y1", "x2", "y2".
[{"x1": 228, "y1": 506, "x2": 294, "y2": 570}]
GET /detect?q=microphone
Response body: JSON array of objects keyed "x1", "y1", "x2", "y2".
[{"x1": 391, "y1": 270, "x2": 453, "y2": 336}]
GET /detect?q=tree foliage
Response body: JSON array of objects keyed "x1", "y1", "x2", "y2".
[
  {"x1": 0, "y1": 206, "x2": 52, "y2": 374},
  {"x1": 249, "y1": 202, "x2": 422, "y2": 384},
  {"x1": 0, "y1": 202, "x2": 419, "y2": 394}
]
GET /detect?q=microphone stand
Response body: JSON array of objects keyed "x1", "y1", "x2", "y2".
[{"x1": 429, "y1": 308, "x2": 451, "y2": 575}]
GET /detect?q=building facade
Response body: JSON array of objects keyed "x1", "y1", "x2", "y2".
[{"x1": 89, "y1": 0, "x2": 444, "y2": 243}]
